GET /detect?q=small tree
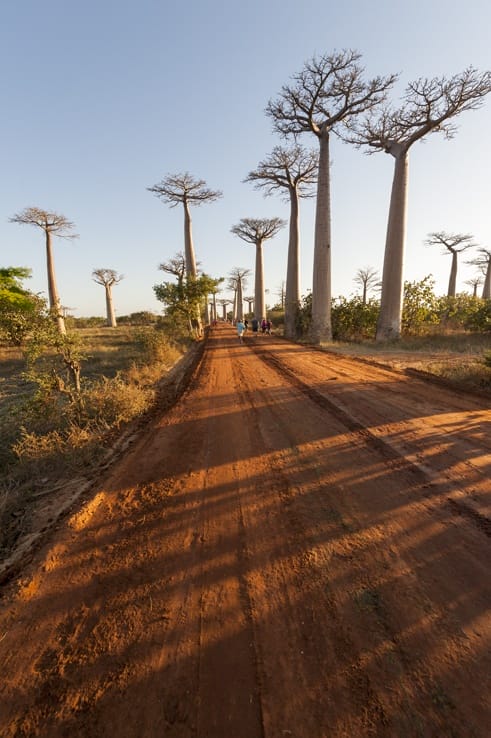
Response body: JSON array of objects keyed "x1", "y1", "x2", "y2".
[
  {"x1": 267, "y1": 50, "x2": 396, "y2": 343},
  {"x1": 353, "y1": 266, "x2": 380, "y2": 304},
  {"x1": 231, "y1": 218, "x2": 286, "y2": 321},
  {"x1": 92, "y1": 269, "x2": 123, "y2": 328},
  {"x1": 425, "y1": 232, "x2": 476, "y2": 297},
  {"x1": 154, "y1": 273, "x2": 221, "y2": 336},
  {"x1": 10, "y1": 207, "x2": 78, "y2": 335},
  {"x1": 0, "y1": 267, "x2": 47, "y2": 346},
  {"x1": 245, "y1": 145, "x2": 318, "y2": 338},
  {"x1": 348, "y1": 67, "x2": 491, "y2": 340}
]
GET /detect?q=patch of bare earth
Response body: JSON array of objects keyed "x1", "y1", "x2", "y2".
[{"x1": 0, "y1": 323, "x2": 489, "y2": 737}]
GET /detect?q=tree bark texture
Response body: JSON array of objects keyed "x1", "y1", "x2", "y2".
[
  {"x1": 284, "y1": 187, "x2": 301, "y2": 339},
  {"x1": 183, "y1": 200, "x2": 197, "y2": 278},
  {"x1": 311, "y1": 134, "x2": 332, "y2": 343},
  {"x1": 482, "y1": 262, "x2": 491, "y2": 299},
  {"x1": 105, "y1": 285, "x2": 117, "y2": 327},
  {"x1": 254, "y1": 240, "x2": 265, "y2": 321},
  {"x1": 45, "y1": 229, "x2": 66, "y2": 335},
  {"x1": 236, "y1": 278, "x2": 244, "y2": 321},
  {"x1": 376, "y1": 149, "x2": 409, "y2": 341},
  {"x1": 448, "y1": 253, "x2": 458, "y2": 297}
]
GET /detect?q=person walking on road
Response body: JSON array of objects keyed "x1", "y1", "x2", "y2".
[{"x1": 236, "y1": 319, "x2": 246, "y2": 343}]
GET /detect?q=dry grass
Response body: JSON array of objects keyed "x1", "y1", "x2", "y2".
[
  {"x1": 0, "y1": 326, "x2": 187, "y2": 480},
  {"x1": 326, "y1": 332, "x2": 491, "y2": 394}
]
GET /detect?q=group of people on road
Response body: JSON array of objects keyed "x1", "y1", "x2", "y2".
[{"x1": 236, "y1": 317, "x2": 272, "y2": 343}]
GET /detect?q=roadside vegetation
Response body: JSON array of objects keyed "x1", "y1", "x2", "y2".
[{"x1": 0, "y1": 304, "x2": 191, "y2": 560}]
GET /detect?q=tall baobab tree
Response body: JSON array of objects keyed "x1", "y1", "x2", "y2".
[
  {"x1": 9, "y1": 206, "x2": 78, "y2": 335},
  {"x1": 92, "y1": 269, "x2": 123, "y2": 328},
  {"x1": 354, "y1": 266, "x2": 380, "y2": 304},
  {"x1": 218, "y1": 299, "x2": 230, "y2": 320},
  {"x1": 467, "y1": 248, "x2": 491, "y2": 299},
  {"x1": 228, "y1": 268, "x2": 250, "y2": 322},
  {"x1": 231, "y1": 218, "x2": 286, "y2": 322},
  {"x1": 425, "y1": 232, "x2": 476, "y2": 297},
  {"x1": 245, "y1": 145, "x2": 318, "y2": 339},
  {"x1": 244, "y1": 296, "x2": 254, "y2": 315},
  {"x1": 348, "y1": 67, "x2": 491, "y2": 340},
  {"x1": 267, "y1": 50, "x2": 396, "y2": 343},
  {"x1": 147, "y1": 173, "x2": 222, "y2": 278}
]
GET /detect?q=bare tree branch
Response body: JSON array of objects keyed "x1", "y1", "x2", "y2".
[
  {"x1": 147, "y1": 172, "x2": 222, "y2": 208},
  {"x1": 266, "y1": 49, "x2": 397, "y2": 139},
  {"x1": 346, "y1": 67, "x2": 491, "y2": 153},
  {"x1": 231, "y1": 218, "x2": 286, "y2": 244},
  {"x1": 244, "y1": 145, "x2": 318, "y2": 200},
  {"x1": 9, "y1": 206, "x2": 78, "y2": 239}
]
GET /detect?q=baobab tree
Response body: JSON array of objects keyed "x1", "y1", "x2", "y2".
[
  {"x1": 245, "y1": 145, "x2": 318, "y2": 339},
  {"x1": 348, "y1": 67, "x2": 491, "y2": 340},
  {"x1": 467, "y1": 248, "x2": 491, "y2": 299},
  {"x1": 267, "y1": 50, "x2": 396, "y2": 343},
  {"x1": 218, "y1": 299, "x2": 230, "y2": 320},
  {"x1": 464, "y1": 276, "x2": 482, "y2": 297},
  {"x1": 92, "y1": 269, "x2": 123, "y2": 328},
  {"x1": 9, "y1": 206, "x2": 78, "y2": 335},
  {"x1": 228, "y1": 268, "x2": 250, "y2": 322},
  {"x1": 425, "y1": 232, "x2": 476, "y2": 297},
  {"x1": 231, "y1": 218, "x2": 286, "y2": 322},
  {"x1": 354, "y1": 266, "x2": 380, "y2": 304},
  {"x1": 147, "y1": 173, "x2": 222, "y2": 278},
  {"x1": 158, "y1": 252, "x2": 186, "y2": 288},
  {"x1": 244, "y1": 296, "x2": 254, "y2": 315}
]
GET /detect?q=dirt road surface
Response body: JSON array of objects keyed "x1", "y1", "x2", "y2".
[{"x1": 0, "y1": 323, "x2": 490, "y2": 737}]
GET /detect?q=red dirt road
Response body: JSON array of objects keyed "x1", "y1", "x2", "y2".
[{"x1": 0, "y1": 323, "x2": 490, "y2": 737}]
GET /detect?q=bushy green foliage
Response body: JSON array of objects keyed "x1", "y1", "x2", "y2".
[
  {"x1": 0, "y1": 267, "x2": 48, "y2": 346},
  {"x1": 401, "y1": 276, "x2": 440, "y2": 334},
  {"x1": 436, "y1": 293, "x2": 484, "y2": 330},
  {"x1": 332, "y1": 296, "x2": 379, "y2": 341},
  {"x1": 154, "y1": 273, "x2": 221, "y2": 335},
  {"x1": 295, "y1": 292, "x2": 312, "y2": 337},
  {"x1": 465, "y1": 300, "x2": 491, "y2": 332}
]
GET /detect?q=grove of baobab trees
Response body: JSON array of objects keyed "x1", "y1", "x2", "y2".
[
  {"x1": 267, "y1": 50, "x2": 397, "y2": 343},
  {"x1": 231, "y1": 218, "x2": 286, "y2": 322},
  {"x1": 9, "y1": 207, "x2": 78, "y2": 336},
  {"x1": 245, "y1": 145, "x2": 318, "y2": 339},
  {"x1": 347, "y1": 66, "x2": 491, "y2": 340}
]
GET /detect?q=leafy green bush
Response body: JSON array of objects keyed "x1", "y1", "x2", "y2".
[
  {"x1": 402, "y1": 276, "x2": 439, "y2": 335},
  {"x1": 332, "y1": 296, "x2": 379, "y2": 341}
]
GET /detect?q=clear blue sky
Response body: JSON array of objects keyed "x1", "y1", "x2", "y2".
[{"x1": 2, "y1": 0, "x2": 490, "y2": 317}]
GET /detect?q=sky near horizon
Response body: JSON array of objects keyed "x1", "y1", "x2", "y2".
[{"x1": 1, "y1": 0, "x2": 491, "y2": 318}]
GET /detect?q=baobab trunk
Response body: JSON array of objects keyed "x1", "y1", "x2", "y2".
[
  {"x1": 105, "y1": 285, "x2": 117, "y2": 327},
  {"x1": 183, "y1": 200, "x2": 197, "y2": 277},
  {"x1": 183, "y1": 198, "x2": 201, "y2": 334},
  {"x1": 45, "y1": 230, "x2": 66, "y2": 335},
  {"x1": 285, "y1": 187, "x2": 300, "y2": 339},
  {"x1": 376, "y1": 147, "x2": 409, "y2": 341},
  {"x1": 254, "y1": 239, "x2": 265, "y2": 321},
  {"x1": 448, "y1": 252, "x2": 458, "y2": 297},
  {"x1": 482, "y1": 262, "x2": 491, "y2": 299},
  {"x1": 311, "y1": 133, "x2": 332, "y2": 343},
  {"x1": 236, "y1": 278, "x2": 244, "y2": 321}
]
